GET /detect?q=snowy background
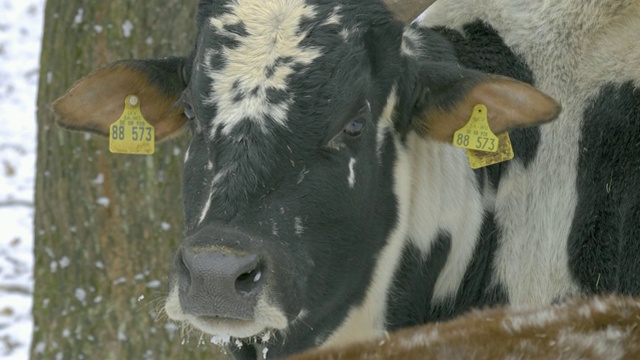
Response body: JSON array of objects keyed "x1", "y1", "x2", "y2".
[{"x1": 0, "y1": 0, "x2": 44, "y2": 358}]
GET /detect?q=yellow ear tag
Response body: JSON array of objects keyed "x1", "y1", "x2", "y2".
[
  {"x1": 109, "y1": 95, "x2": 155, "y2": 155},
  {"x1": 452, "y1": 104, "x2": 514, "y2": 169},
  {"x1": 465, "y1": 133, "x2": 514, "y2": 169}
]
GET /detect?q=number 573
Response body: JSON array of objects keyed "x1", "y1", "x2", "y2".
[
  {"x1": 132, "y1": 126, "x2": 152, "y2": 141},
  {"x1": 477, "y1": 137, "x2": 496, "y2": 151}
]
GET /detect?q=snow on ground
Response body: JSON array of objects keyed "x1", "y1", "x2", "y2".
[{"x1": 0, "y1": 0, "x2": 45, "y2": 358}]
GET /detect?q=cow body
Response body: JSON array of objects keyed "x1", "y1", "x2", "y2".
[
  {"x1": 53, "y1": 0, "x2": 640, "y2": 358},
  {"x1": 389, "y1": 0, "x2": 640, "y2": 323},
  {"x1": 291, "y1": 295, "x2": 640, "y2": 360},
  {"x1": 291, "y1": 296, "x2": 640, "y2": 360}
]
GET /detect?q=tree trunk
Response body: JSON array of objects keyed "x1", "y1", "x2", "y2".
[{"x1": 32, "y1": 1, "x2": 226, "y2": 358}]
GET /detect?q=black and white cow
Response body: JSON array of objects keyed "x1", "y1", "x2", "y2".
[{"x1": 53, "y1": 0, "x2": 640, "y2": 358}]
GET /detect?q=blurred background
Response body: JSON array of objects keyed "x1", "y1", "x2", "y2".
[{"x1": 0, "y1": 1, "x2": 42, "y2": 358}]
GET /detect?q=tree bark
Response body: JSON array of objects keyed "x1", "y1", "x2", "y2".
[{"x1": 32, "y1": 1, "x2": 226, "y2": 358}]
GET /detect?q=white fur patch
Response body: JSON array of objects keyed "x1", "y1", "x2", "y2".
[
  {"x1": 183, "y1": 144, "x2": 191, "y2": 163},
  {"x1": 347, "y1": 158, "x2": 356, "y2": 188},
  {"x1": 323, "y1": 5, "x2": 342, "y2": 26},
  {"x1": 197, "y1": 169, "x2": 229, "y2": 226},
  {"x1": 405, "y1": 134, "x2": 484, "y2": 302},
  {"x1": 376, "y1": 87, "x2": 398, "y2": 156},
  {"x1": 294, "y1": 217, "x2": 304, "y2": 236},
  {"x1": 204, "y1": 0, "x2": 321, "y2": 135},
  {"x1": 197, "y1": 182, "x2": 215, "y2": 226},
  {"x1": 401, "y1": 27, "x2": 423, "y2": 58}
]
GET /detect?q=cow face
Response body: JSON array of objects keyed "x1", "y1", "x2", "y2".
[
  {"x1": 171, "y1": 2, "x2": 407, "y2": 356},
  {"x1": 52, "y1": 0, "x2": 560, "y2": 358}
]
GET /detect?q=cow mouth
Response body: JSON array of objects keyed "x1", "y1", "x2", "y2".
[
  {"x1": 192, "y1": 308, "x2": 311, "y2": 359},
  {"x1": 188, "y1": 313, "x2": 283, "y2": 338},
  {"x1": 207, "y1": 328, "x2": 278, "y2": 360},
  {"x1": 165, "y1": 282, "x2": 298, "y2": 358}
]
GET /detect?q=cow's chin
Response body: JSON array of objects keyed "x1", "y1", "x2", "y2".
[{"x1": 164, "y1": 289, "x2": 289, "y2": 342}]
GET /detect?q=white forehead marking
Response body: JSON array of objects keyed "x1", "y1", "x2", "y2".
[
  {"x1": 348, "y1": 157, "x2": 356, "y2": 188},
  {"x1": 205, "y1": 0, "x2": 322, "y2": 136}
]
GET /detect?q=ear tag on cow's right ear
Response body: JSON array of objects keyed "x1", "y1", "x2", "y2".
[
  {"x1": 452, "y1": 104, "x2": 514, "y2": 169},
  {"x1": 109, "y1": 95, "x2": 155, "y2": 155}
]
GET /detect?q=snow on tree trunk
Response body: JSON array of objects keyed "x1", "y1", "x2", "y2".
[{"x1": 32, "y1": 1, "x2": 226, "y2": 358}]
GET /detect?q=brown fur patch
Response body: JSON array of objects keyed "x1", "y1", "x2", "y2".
[{"x1": 291, "y1": 295, "x2": 640, "y2": 360}]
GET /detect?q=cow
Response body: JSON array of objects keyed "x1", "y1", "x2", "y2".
[
  {"x1": 52, "y1": 0, "x2": 640, "y2": 358},
  {"x1": 289, "y1": 295, "x2": 640, "y2": 360}
]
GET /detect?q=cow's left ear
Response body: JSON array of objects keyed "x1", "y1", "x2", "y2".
[
  {"x1": 53, "y1": 57, "x2": 189, "y2": 141},
  {"x1": 412, "y1": 62, "x2": 561, "y2": 141}
]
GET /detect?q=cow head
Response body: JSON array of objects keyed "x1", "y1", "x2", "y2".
[{"x1": 53, "y1": 0, "x2": 560, "y2": 358}]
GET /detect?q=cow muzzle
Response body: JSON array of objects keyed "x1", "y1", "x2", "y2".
[
  {"x1": 164, "y1": 225, "x2": 292, "y2": 340},
  {"x1": 178, "y1": 247, "x2": 263, "y2": 320}
]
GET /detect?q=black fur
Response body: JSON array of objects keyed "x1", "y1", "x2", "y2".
[
  {"x1": 568, "y1": 81, "x2": 640, "y2": 294},
  {"x1": 386, "y1": 234, "x2": 451, "y2": 329},
  {"x1": 387, "y1": 213, "x2": 509, "y2": 328}
]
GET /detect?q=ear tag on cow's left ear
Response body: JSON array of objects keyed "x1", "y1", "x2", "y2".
[
  {"x1": 109, "y1": 95, "x2": 155, "y2": 155},
  {"x1": 465, "y1": 132, "x2": 514, "y2": 169},
  {"x1": 452, "y1": 104, "x2": 514, "y2": 169}
]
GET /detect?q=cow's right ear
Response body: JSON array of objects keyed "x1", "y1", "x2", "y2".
[
  {"x1": 411, "y1": 61, "x2": 561, "y2": 142},
  {"x1": 53, "y1": 57, "x2": 189, "y2": 141}
]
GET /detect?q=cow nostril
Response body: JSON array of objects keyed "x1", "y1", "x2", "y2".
[{"x1": 235, "y1": 266, "x2": 263, "y2": 296}]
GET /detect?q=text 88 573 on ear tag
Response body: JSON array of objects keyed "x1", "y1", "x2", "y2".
[
  {"x1": 452, "y1": 104, "x2": 514, "y2": 169},
  {"x1": 109, "y1": 95, "x2": 155, "y2": 155}
]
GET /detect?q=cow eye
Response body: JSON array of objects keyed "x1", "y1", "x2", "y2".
[
  {"x1": 343, "y1": 101, "x2": 370, "y2": 137},
  {"x1": 343, "y1": 117, "x2": 367, "y2": 137},
  {"x1": 183, "y1": 99, "x2": 203, "y2": 134}
]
